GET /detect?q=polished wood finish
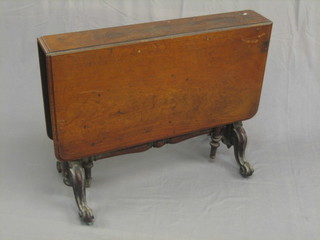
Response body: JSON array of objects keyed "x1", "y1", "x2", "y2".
[{"x1": 38, "y1": 10, "x2": 272, "y2": 161}]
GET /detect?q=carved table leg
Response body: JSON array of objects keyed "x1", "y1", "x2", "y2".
[
  {"x1": 57, "y1": 160, "x2": 94, "y2": 224},
  {"x1": 209, "y1": 126, "x2": 224, "y2": 161},
  {"x1": 222, "y1": 121, "x2": 254, "y2": 177},
  {"x1": 82, "y1": 157, "x2": 94, "y2": 188},
  {"x1": 56, "y1": 161, "x2": 62, "y2": 173},
  {"x1": 57, "y1": 159, "x2": 94, "y2": 187},
  {"x1": 68, "y1": 161, "x2": 94, "y2": 224}
]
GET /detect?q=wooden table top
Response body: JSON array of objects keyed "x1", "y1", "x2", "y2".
[
  {"x1": 39, "y1": 10, "x2": 271, "y2": 54},
  {"x1": 38, "y1": 10, "x2": 272, "y2": 161}
]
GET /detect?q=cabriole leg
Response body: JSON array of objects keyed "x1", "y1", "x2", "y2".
[
  {"x1": 57, "y1": 159, "x2": 95, "y2": 224},
  {"x1": 68, "y1": 160, "x2": 94, "y2": 224},
  {"x1": 222, "y1": 121, "x2": 254, "y2": 177}
]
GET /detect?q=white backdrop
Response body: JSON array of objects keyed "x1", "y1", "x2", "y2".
[{"x1": 0, "y1": 0, "x2": 319, "y2": 239}]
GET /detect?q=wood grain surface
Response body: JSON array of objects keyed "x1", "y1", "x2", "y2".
[
  {"x1": 39, "y1": 10, "x2": 271, "y2": 53},
  {"x1": 38, "y1": 10, "x2": 272, "y2": 161}
]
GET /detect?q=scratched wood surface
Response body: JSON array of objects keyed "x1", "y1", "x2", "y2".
[{"x1": 38, "y1": 10, "x2": 272, "y2": 161}]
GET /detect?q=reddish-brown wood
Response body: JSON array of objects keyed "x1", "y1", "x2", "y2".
[{"x1": 38, "y1": 10, "x2": 272, "y2": 161}]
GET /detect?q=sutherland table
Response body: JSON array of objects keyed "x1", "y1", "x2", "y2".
[{"x1": 38, "y1": 10, "x2": 272, "y2": 224}]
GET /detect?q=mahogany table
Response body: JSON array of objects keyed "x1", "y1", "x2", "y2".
[{"x1": 38, "y1": 10, "x2": 272, "y2": 224}]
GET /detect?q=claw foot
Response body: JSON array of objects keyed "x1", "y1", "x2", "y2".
[
  {"x1": 239, "y1": 161, "x2": 254, "y2": 178},
  {"x1": 79, "y1": 206, "x2": 94, "y2": 225}
]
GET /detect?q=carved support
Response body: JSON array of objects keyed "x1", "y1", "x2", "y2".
[
  {"x1": 209, "y1": 126, "x2": 224, "y2": 161},
  {"x1": 222, "y1": 122, "x2": 254, "y2": 177},
  {"x1": 232, "y1": 122, "x2": 254, "y2": 177},
  {"x1": 56, "y1": 159, "x2": 95, "y2": 224},
  {"x1": 82, "y1": 157, "x2": 94, "y2": 188},
  {"x1": 68, "y1": 161, "x2": 94, "y2": 224}
]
